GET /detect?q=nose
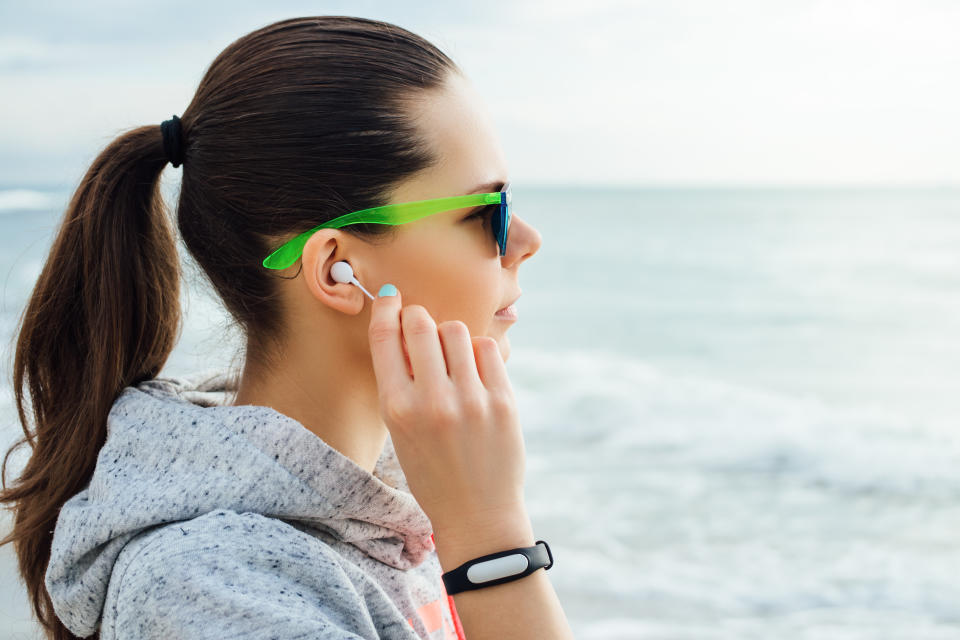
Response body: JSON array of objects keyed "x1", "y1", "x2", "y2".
[{"x1": 503, "y1": 213, "x2": 541, "y2": 267}]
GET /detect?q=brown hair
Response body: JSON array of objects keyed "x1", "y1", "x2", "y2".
[{"x1": 0, "y1": 16, "x2": 460, "y2": 639}]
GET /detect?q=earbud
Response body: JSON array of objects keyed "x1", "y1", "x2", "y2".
[{"x1": 329, "y1": 260, "x2": 376, "y2": 301}]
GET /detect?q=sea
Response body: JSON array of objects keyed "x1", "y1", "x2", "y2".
[{"x1": 0, "y1": 183, "x2": 958, "y2": 639}]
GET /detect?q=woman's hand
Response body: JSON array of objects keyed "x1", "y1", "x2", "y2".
[{"x1": 367, "y1": 285, "x2": 528, "y2": 537}]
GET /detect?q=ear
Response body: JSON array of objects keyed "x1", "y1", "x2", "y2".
[{"x1": 300, "y1": 229, "x2": 366, "y2": 315}]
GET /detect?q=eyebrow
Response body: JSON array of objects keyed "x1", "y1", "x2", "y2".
[{"x1": 467, "y1": 180, "x2": 506, "y2": 194}]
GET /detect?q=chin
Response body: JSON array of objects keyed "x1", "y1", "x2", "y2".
[{"x1": 496, "y1": 334, "x2": 510, "y2": 363}]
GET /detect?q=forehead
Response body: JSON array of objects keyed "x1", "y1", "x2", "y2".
[{"x1": 398, "y1": 72, "x2": 509, "y2": 199}]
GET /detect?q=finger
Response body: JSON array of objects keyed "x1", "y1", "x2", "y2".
[
  {"x1": 472, "y1": 336, "x2": 511, "y2": 392},
  {"x1": 368, "y1": 285, "x2": 410, "y2": 397},
  {"x1": 438, "y1": 321, "x2": 483, "y2": 386},
  {"x1": 401, "y1": 305, "x2": 448, "y2": 386}
]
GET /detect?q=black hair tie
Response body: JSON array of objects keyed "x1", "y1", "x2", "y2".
[{"x1": 160, "y1": 115, "x2": 185, "y2": 168}]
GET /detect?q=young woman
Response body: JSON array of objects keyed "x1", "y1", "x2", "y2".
[{"x1": 0, "y1": 15, "x2": 573, "y2": 640}]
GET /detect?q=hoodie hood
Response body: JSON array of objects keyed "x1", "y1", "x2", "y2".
[{"x1": 46, "y1": 368, "x2": 435, "y2": 636}]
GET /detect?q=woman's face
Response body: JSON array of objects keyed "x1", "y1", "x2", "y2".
[{"x1": 353, "y1": 72, "x2": 543, "y2": 362}]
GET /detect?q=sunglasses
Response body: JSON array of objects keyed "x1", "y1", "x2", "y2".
[{"x1": 263, "y1": 182, "x2": 512, "y2": 270}]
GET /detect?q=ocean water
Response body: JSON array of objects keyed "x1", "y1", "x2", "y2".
[{"x1": 1, "y1": 183, "x2": 958, "y2": 639}]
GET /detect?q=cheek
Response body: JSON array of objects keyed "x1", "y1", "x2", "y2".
[
  {"x1": 430, "y1": 264, "x2": 502, "y2": 330},
  {"x1": 402, "y1": 227, "x2": 502, "y2": 329}
]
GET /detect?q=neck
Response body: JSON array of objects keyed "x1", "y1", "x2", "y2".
[{"x1": 231, "y1": 332, "x2": 388, "y2": 474}]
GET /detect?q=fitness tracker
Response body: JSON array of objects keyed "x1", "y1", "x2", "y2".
[{"x1": 441, "y1": 540, "x2": 554, "y2": 595}]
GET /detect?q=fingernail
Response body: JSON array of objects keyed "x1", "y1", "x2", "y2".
[{"x1": 378, "y1": 283, "x2": 397, "y2": 297}]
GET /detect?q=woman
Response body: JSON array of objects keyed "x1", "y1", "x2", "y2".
[{"x1": 0, "y1": 15, "x2": 573, "y2": 640}]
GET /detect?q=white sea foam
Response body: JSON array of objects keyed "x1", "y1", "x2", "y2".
[
  {"x1": 508, "y1": 345, "x2": 960, "y2": 636},
  {"x1": 0, "y1": 189, "x2": 60, "y2": 212}
]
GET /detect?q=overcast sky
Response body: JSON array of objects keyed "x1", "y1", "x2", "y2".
[{"x1": 1, "y1": 0, "x2": 957, "y2": 188}]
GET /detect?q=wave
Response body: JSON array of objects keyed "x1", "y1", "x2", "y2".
[{"x1": 0, "y1": 189, "x2": 63, "y2": 212}]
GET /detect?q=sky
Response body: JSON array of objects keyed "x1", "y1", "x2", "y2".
[{"x1": 0, "y1": 0, "x2": 958, "y2": 188}]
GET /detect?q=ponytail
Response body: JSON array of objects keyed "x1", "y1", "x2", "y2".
[{"x1": 0, "y1": 124, "x2": 182, "y2": 639}]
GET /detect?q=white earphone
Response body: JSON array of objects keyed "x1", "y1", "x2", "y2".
[{"x1": 329, "y1": 260, "x2": 376, "y2": 301}]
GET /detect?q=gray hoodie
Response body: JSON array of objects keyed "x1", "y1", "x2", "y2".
[{"x1": 45, "y1": 369, "x2": 466, "y2": 639}]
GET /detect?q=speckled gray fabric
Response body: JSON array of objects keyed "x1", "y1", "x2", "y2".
[{"x1": 44, "y1": 369, "x2": 465, "y2": 639}]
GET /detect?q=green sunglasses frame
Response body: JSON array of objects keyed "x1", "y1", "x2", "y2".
[{"x1": 263, "y1": 182, "x2": 512, "y2": 270}]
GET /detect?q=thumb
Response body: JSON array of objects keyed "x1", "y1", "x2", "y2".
[
  {"x1": 377, "y1": 284, "x2": 413, "y2": 376},
  {"x1": 368, "y1": 283, "x2": 413, "y2": 379}
]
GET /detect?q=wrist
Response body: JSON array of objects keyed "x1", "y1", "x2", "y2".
[
  {"x1": 440, "y1": 539, "x2": 554, "y2": 596},
  {"x1": 433, "y1": 512, "x2": 535, "y2": 572}
]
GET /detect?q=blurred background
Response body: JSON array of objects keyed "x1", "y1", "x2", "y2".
[{"x1": 1, "y1": 1, "x2": 958, "y2": 638}]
